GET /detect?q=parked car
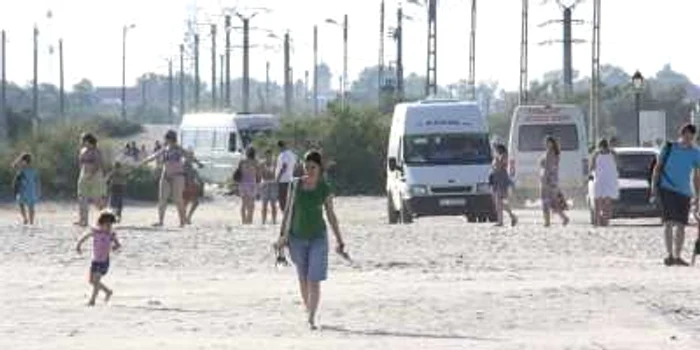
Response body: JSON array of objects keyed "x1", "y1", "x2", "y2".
[{"x1": 586, "y1": 147, "x2": 660, "y2": 223}]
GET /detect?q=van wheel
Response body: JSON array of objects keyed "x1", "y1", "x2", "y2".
[
  {"x1": 487, "y1": 212, "x2": 498, "y2": 223},
  {"x1": 466, "y1": 214, "x2": 477, "y2": 223},
  {"x1": 400, "y1": 201, "x2": 414, "y2": 224},
  {"x1": 387, "y1": 197, "x2": 399, "y2": 224}
]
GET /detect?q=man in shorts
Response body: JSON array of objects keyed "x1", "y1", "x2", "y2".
[
  {"x1": 276, "y1": 141, "x2": 298, "y2": 211},
  {"x1": 260, "y1": 149, "x2": 278, "y2": 224},
  {"x1": 651, "y1": 123, "x2": 700, "y2": 266}
]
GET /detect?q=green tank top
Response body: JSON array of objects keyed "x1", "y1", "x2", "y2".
[{"x1": 291, "y1": 179, "x2": 332, "y2": 239}]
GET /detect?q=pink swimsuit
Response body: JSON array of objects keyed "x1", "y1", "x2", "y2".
[{"x1": 92, "y1": 228, "x2": 113, "y2": 262}]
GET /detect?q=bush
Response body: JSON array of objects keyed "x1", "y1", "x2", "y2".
[
  {"x1": 124, "y1": 165, "x2": 159, "y2": 201},
  {"x1": 0, "y1": 118, "x2": 151, "y2": 201}
]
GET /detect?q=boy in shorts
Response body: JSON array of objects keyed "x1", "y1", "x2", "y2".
[{"x1": 76, "y1": 211, "x2": 122, "y2": 306}]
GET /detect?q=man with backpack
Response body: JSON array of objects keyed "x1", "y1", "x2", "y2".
[{"x1": 651, "y1": 124, "x2": 700, "y2": 266}]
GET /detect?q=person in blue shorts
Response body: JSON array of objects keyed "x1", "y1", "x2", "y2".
[{"x1": 12, "y1": 153, "x2": 40, "y2": 225}]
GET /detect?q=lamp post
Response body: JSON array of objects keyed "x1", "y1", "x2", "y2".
[
  {"x1": 325, "y1": 14, "x2": 348, "y2": 109},
  {"x1": 632, "y1": 70, "x2": 644, "y2": 146},
  {"x1": 121, "y1": 24, "x2": 136, "y2": 120}
]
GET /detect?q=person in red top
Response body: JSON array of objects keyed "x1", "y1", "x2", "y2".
[{"x1": 76, "y1": 211, "x2": 121, "y2": 306}]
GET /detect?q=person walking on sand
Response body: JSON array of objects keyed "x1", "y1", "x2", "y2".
[
  {"x1": 141, "y1": 130, "x2": 191, "y2": 227},
  {"x1": 540, "y1": 136, "x2": 570, "y2": 227},
  {"x1": 275, "y1": 151, "x2": 347, "y2": 330},
  {"x1": 76, "y1": 133, "x2": 107, "y2": 227},
  {"x1": 260, "y1": 149, "x2": 279, "y2": 225},
  {"x1": 236, "y1": 147, "x2": 261, "y2": 225},
  {"x1": 590, "y1": 139, "x2": 619, "y2": 227},
  {"x1": 651, "y1": 124, "x2": 700, "y2": 266},
  {"x1": 106, "y1": 161, "x2": 128, "y2": 223},
  {"x1": 490, "y1": 144, "x2": 517, "y2": 227},
  {"x1": 183, "y1": 148, "x2": 204, "y2": 225},
  {"x1": 276, "y1": 140, "x2": 298, "y2": 211},
  {"x1": 75, "y1": 211, "x2": 121, "y2": 306},
  {"x1": 12, "y1": 153, "x2": 40, "y2": 225}
]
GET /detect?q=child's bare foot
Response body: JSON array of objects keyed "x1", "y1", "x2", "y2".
[
  {"x1": 104, "y1": 290, "x2": 113, "y2": 303},
  {"x1": 87, "y1": 300, "x2": 96, "y2": 307},
  {"x1": 151, "y1": 222, "x2": 163, "y2": 227}
]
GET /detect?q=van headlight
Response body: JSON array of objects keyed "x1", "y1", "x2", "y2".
[
  {"x1": 409, "y1": 185, "x2": 429, "y2": 197},
  {"x1": 476, "y1": 183, "x2": 491, "y2": 193}
]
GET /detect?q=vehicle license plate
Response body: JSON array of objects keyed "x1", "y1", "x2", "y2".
[{"x1": 439, "y1": 198, "x2": 466, "y2": 207}]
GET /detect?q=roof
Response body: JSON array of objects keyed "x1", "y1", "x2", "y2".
[{"x1": 614, "y1": 147, "x2": 659, "y2": 155}]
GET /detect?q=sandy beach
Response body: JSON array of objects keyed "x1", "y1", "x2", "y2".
[{"x1": 2, "y1": 197, "x2": 700, "y2": 349}]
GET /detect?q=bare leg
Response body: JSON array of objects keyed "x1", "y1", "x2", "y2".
[
  {"x1": 77, "y1": 197, "x2": 88, "y2": 226},
  {"x1": 186, "y1": 200, "x2": 199, "y2": 224},
  {"x1": 240, "y1": 198, "x2": 247, "y2": 225},
  {"x1": 156, "y1": 179, "x2": 169, "y2": 226},
  {"x1": 559, "y1": 210, "x2": 570, "y2": 226},
  {"x1": 306, "y1": 281, "x2": 321, "y2": 330},
  {"x1": 664, "y1": 222, "x2": 674, "y2": 258},
  {"x1": 593, "y1": 198, "x2": 602, "y2": 226},
  {"x1": 19, "y1": 204, "x2": 28, "y2": 225},
  {"x1": 492, "y1": 193, "x2": 503, "y2": 226},
  {"x1": 247, "y1": 198, "x2": 256, "y2": 224},
  {"x1": 271, "y1": 201, "x2": 278, "y2": 225},
  {"x1": 262, "y1": 200, "x2": 269, "y2": 225},
  {"x1": 175, "y1": 200, "x2": 187, "y2": 227},
  {"x1": 298, "y1": 278, "x2": 310, "y2": 311},
  {"x1": 543, "y1": 208, "x2": 551, "y2": 227},
  {"x1": 28, "y1": 204, "x2": 35, "y2": 225},
  {"x1": 503, "y1": 200, "x2": 517, "y2": 225},
  {"x1": 674, "y1": 224, "x2": 686, "y2": 259}
]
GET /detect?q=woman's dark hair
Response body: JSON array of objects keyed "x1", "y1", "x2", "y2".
[
  {"x1": 545, "y1": 135, "x2": 561, "y2": 156},
  {"x1": 277, "y1": 140, "x2": 286, "y2": 149},
  {"x1": 97, "y1": 211, "x2": 117, "y2": 225},
  {"x1": 246, "y1": 147, "x2": 256, "y2": 160},
  {"x1": 494, "y1": 144, "x2": 508, "y2": 155},
  {"x1": 598, "y1": 138, "x2": 609, "y2": 150},
  {"x1": 82, "y1": 133, "x2": 97, "y2": 146},
  {"x1": 304, "y1": 150, "x2": 323, "y2": 167},
  {"x1": 21, "y1": 153, "x2": 32, "y2": 164},
  {"x1": 165, "y1": 130, "x2": 178, "y2": 142},
  {"x1": 680, "y1": 123, "x2": 697, "y2": 135}
]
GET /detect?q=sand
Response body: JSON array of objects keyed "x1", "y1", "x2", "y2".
[{"x1": 1, "y1": 197, "x2": 700, "y2": 349}]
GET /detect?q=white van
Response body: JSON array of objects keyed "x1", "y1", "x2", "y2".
[
  {"x1": 507, "y1": 104, "x2": 588, "y2": 198},
  {"x1": 385, "y1": 100, "x2": 495, "y2": 224},
  {"x1": 179, "y1": 112, "x2": 280, "y2": 183}
]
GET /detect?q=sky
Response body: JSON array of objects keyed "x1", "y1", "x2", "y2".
[{"x1": 0, "y1": 0, "x2": 698, "y2": 92}]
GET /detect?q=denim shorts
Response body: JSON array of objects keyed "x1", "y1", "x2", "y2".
[{"x1": 289, "y1": 234, "x2": 328, "y2": 282}]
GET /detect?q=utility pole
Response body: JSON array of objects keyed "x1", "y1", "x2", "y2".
[
  {"x1": 168, "y1": 58, "x2": 174, "y2": 122},
  {"x1": 0, "y1": 30, "x2": 6, "y2": 140},
  {"x1": 590, "y1": 0, "x2": 601, "y2": 143},
  {"x1": 179, "y1": 44, "x2": 185, "y2": 116},
  {"x1": 283, "y1": 32, "x2": 292, "y2": 117},
  {"x1": 242, "y1": 17, "x2": 250, "y2": 113},
  {"x1": 265, "y1": 61, "x2": 270, "y2": 112},
  {"x1": 396, "y1": 6, "x2": 404, "y2": 102},
  {"x1": 379, "y1": 0, "x2": 385, "y2": 105},
  {"x1": 562, "y1": 7, "x2": 573, "y2": 98},
  {"x1": 121, "y1": 24, "x2": 135, "y2": 120},
  {"x1": 224, "y1": 15, "x2": 231, "y2": 108},
  {"x1": 304, "y1": 70, "x2": 310, "y2": 110},
  {"x1": 220, "y1": 54, "x2": 225, "y2": 105},
  {"x1": 342, "y1": 14, "x2": 348, "y2": 108},
  {"x1": 211, "y1": 24, "x2": 217, "y2": 110},
  {"x1": 425, "y1": 0, "x2": 437, "y2": 97},
  {"x1": 313, "y1": 25, "x2": 318, "y2": 116},
  {"x1": 468, "y1": 0, "x2": 477, "y2": 100},
  {"x1": 59, "y1": 38, "x2": 65, "y2": 118},
  {"x1": 519, "y1": 0, "x2": 529, "y2": 105},
  {"x1": 32, "y1": 25, "x2": 39, "y2": 133},
  {"x1": 194, "y1": 33, "x2": 200, "y2": 111}
]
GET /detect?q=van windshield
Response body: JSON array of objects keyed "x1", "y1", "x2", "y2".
[
  {"x1": 518, "y1": 124, "x2": 579, "y2": 152},
  {"x1": 403, "y1": 133, "x2": 491, "y2": 165}
]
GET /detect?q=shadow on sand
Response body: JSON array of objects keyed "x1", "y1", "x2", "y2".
[
  {"x1": 116, "y1": 225, "x2": 180, "y2": 232},
  {"x1": 112, "y1": 304, "x2": 214, "y2": 314},
  {"x1": 321, "y1": 325, "x2": 502, "y2": 342}
]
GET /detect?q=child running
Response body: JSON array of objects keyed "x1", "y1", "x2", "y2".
[
  {"x1": 12, "y1": 153, "x2": 40, "y2": 225},
  {"x1": 76, "y1": 211, "x2": 121, "y2": 306}
]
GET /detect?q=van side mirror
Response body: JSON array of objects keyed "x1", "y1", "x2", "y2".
[{"x1": 388, "y1": 157, "x2": 399, "y2": 172}]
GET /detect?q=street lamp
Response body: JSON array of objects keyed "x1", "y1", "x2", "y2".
[
  {"x1": 325, "y1": 14, "x2": 348, "y2": 109},
  {"x1": 121, "y1": 23, "x2": 136, "y2": 120},
  {"x1": 632, "y1": 70, "x2": 644, "y2": 146}
]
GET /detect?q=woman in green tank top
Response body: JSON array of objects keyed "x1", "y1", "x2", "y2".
[{"x1": 276, "y1": 150, "x2": 347, "y2": 330}]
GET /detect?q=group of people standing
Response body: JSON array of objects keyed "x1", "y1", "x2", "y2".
[{"x1": 233, "y1": 141, "x2": 299, "y2": 225}]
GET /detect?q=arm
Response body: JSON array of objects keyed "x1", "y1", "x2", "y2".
[
  {"x1": 141, "y1": 149, "x2": 164, "y2": 165},
  {"x1": 324, "y1": 195, "x2": 345, "y2": 252},
  {"x1": 75, "y1": 231, "x2": 93, "y2": 254},
  {"x1": 277, "y1": 182, "x2": 296, "y2": 244},
  {"x1": 111, "y1": 233, "x2": 122, "y2": 251},
  {"x1": 11, "y1": 155, "x2": 24, "y2": 169}
]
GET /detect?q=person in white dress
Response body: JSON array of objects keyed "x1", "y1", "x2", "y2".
[{"x1": 589, "y1": 138, "x2": 619, "y2": 226}]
